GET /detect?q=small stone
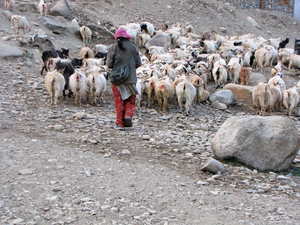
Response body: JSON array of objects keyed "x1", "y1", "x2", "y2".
[
  {"x1": 54, "y1": 124, "x2": 64, "y2": 130},
  {"x1": 73, "y1": 112, "x2": 86, "y2": 119},
  {"x1": 176, "y1": 123, "x2": 185, "y2": 129},
  {"x1": 121, "y1": 149, "x2": 131, "y2": 155},
  {"x1": 18, "y1": 169, "x2": 33, "y2": 175},
  {"x1": 11, "y1": 218, "x2": 24, "y2": 224},
  {"x1": 44, "y1": 214, "x2": 51, "y2": 220},
  {"x1": 142, "y1": 135, "x2": 151, "y2": 140}
]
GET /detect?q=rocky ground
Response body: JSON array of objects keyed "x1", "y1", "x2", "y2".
[{"x1": 1, "y1": 0, "x2": 300, "y2": 224}]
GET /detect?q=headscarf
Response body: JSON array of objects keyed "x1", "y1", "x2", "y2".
[{"x1": 114, "y1": 28, "x2": 131, "y2": 40}]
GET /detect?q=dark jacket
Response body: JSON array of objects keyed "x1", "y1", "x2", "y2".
[{"x1": 106, "y1": 39, "x2": 142, "y2": 84}]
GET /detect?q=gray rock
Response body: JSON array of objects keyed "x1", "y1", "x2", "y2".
[
  {"x1": 50, "y1": 0, "x2": 73, "y2": 20},
  {"x1": 211, "y1": 116, "x2": 300, "y2": 171},
  {"x1": 18, "y1": 169, "x2": 33, "y2": 175},
  {"x1": 0, "y1": 43, "x2": 23, "y2": 58},
  {"x1": 249, "y1": 72, "x2": 267, "y2": 86},
  {"x1": 209, "y1": 90, "x2": 235, "y2": 105},
  {"x1": 201, "y1": 158, "x2": 225, "y2": 174},
  {"x1": 39, "y1": 17, "x2": 67, "y2": 34},
  {"x1": 73, "y1": 112, "x2": 86, "y2": 119},
  {"x1": 223, "y1": 83, "x2": 254, "y2": 106},
  {"x1": 246, "y1": 16, "x2": 260, "y2": 29},
  {"x1": 211, "y1": 100, "x2": 227, "y2": 110},
  {"x1": 66, "y1": 18, "x2": 81, "y2": 37}
]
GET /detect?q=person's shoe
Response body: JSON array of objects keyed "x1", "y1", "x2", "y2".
[
  {"x1": 124, "y1": 117, "x2": 132, "y2": 127},
  {"x1": 114, "y1": 125, "x2": 125, "y2": 130}
]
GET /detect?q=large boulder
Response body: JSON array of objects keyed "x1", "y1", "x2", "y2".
[
  {"x1": 39, "y1": 17, "x2": 67, "y2": 34},
  {"x1": 145, "y1": 33, "x2": 172, "y2": 49},
  {"x1": 249, "y1": 72, "x2": 267, "y2": 86},
  {"x1": 209, "y1": 90, "x2": 235, "y2": 105},
  {"x1": 0, "y1": 43, "x2": 23, "y2": 58},
  {"x1": 50, "y1": 0, "x2": 73, "y2": 20},
  {"x1": 223, "y1": 83, "x2": 254, "y2": 106},
  {"x1": 211, "y1": 116, "x2": 300, "y2": 171}
]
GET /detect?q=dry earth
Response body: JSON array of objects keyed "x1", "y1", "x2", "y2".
[{"x1": 1, "y1": 0, "x2": 300, "y2": 225}]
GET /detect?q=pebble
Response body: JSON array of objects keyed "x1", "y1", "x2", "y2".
[
  {"x1": 121, "y1": 149, "x2": 131, "y2": 155},
  {"x1": 18, "y1": 168, "x2": 33, "y2": 175}
]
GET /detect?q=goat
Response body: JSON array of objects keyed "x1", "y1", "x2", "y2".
[
  {"x1": 38, "y1": 0, "x2": 47, "y2": 16},
  {"x1": 80, "y1": 46, "x2": 94, "y2": 59},
  {"x1": 45, "y1": 70, "x2": 66, "y2": 105},
  {"x1": 252, "y1": 82, "x2": 272, "y2": 116},
  {"x1": 269, "y1": 84, "x2": 282, "y2": 112},
  {"x1": 155, "y1": 77, "x2": 175, "y2": 112},
  {"x1": 239, "y1": 66, "x2": 252, "y2": 85},
  {"x1": 41, "y1": 48, "x2": 69, "y2": 75},
  {"x1": 212, "y1": 59, "x2": 227, "y2": 89},
  {"x1": 55, "y1": 60, "x2": 75, "y2": 98},
  {"x1": 69, "y1": 70, "x2": 88, "y2": 105},
  {"x1": 288, "y1": 54, "x2": 300, "y2": 70},
  {"x1": 136, "y1": 78, "x2": 146, "y2": 109},
  {"x1": 188, "y1": 75, "x2": 209, "y2": 103},
  {"x1": 271, "y1": 61, "x2": 284, "y2": 77},
  {"x1": 87, "y1": 71, "x2": 107, "y2": 105},
  {"x1": 145, "y1": 74, "x2": 159, "y2": 107},
  {"x1": 175, "y1": 80, "x2": 196, "y2": 115},
  {"x1": 80, "y1": 26, "x2": 92, "y2": 43},
  {"x1": 11, "y1": 15, "x2": 31, "y2": 34},
  {"x1": 228, "y1": 56, "x2": 243, "y2": 84},
  {"x1": 278, "y1": 38, "x2": 289, "y2": 49},
  {"x1": 268, "y1": 75, "x2": 286, "y2": 92},
  {"x1": 4, "y1": 0, "x2": 15, "y2": 11},
  {"x1": 140, "y1": 22, "x2": 155, "y2": 36},
  {"x1": 282, "y1": 87, "x2": 299, "y2": 116}
]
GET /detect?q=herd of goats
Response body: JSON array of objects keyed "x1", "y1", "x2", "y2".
[{"x1": 4, "y1": 0, "x2": 300, "y2": 116}]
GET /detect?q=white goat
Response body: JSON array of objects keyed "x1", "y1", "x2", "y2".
[
  {"x1": 69, "y1": 70, "x2": 88, "y2": 105},
  {"x1": 11, "y1": 15, "x2": 31, "y2": 34},
  {"x1": 252, "y1": 82, "x2": 272, "y2": 116},
  {"x1": 282, "y1": 87, "x2": 299, "y2": 116},
  {"x1": 212, "y1": 59, "x2": 227, "y2": 88},
  {"x1": 45, "y1": 70, "x2": 66, "y2": 105},
  {"x1": 175, "y1": 80, "x2": 196, "y2": 115},
  {"x1": 268, "y1": 75, "x2": 286, "y2": 92},
  {"x1": 228, "y1": 56, "x2": 242, "y2": 84},
  {"x1": 38, "y1": 0, "x2": 47, "y2": 16},
  {"x1": 80, "y1": 26, "x2": 92, "y2": 43},
  {"x1": 87, "y1": 71, "x2": 107, "y2": 105}
]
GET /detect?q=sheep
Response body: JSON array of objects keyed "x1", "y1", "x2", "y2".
[
  {"x1": 69, "y1": 69, "x2": 88, "y2": 105},
  {"x1": 239, "y1": 66, "x2": 252, "y2": 85},
  {"x1": 269, "y1": 84, "x2": 282, "y2": 112},
  {"x1": 252, "y1": 82, "x2": 272, "y2": 116},
  {"x1": 228, "y1": 56, "x2": 243, "y2": 84},
  {"x1": 45, "y1": 70, "x2": 66, "y2": 105},
  {"x1": 282, "y1": 87, "x2": 299, "y2": 116},
  {"x1": 288, "y1": 54, "x2": 300, "y2": 70},
  {"x1": 175, "y1": 80, "x2": 196, "y2": 115},
  {"x1": 80, "y1": 26, "x2": 92, "y2": 43},
  {"x1": 140, "y1": 22, "x2": 155, "y2": 36},
  {"x1": 4, "y1": 0, "x2": 15, "y2": 11},
  {"x1": 87, "y1": 71, "x2": 107, "y2": 105},
  {"x1": 38, "y1": 0, "x2": 47, "y2": 16},
  {"x1": 11, "y1": 15, "x2": 31, "y2": 34},
  {"x1": 212, "y1": 59, "x2": 228, "y2": 89},
  {"x1": 80, "y1": 46, "x2": 94, "y2": 59},
  {"x1": 155, "y1": 77, "x2": 175, "y2": 112},
  {"x1": 268, "y1": 75, "x2": 286, "y2": 91}
]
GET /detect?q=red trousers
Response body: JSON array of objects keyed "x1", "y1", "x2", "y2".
[{"x1": 112, "y1": 85, "x2": 136, "y2": 127}]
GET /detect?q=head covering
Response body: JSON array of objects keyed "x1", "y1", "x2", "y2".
[{"x1": 114, "y1": 28, "x2": 131, "y2": 40}]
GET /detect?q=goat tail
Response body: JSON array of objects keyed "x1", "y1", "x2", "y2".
[
  {"x1": 216, "y1": 67, "x2": 220, "y2": 80},
  {"x1": 183, "y1": 83, "x2": 186, "y2": 92},
  {"x1": 92, "y1": 74, "x2": 95, "y2": 83}
]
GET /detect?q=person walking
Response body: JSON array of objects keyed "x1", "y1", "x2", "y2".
[{"x1": 106, "y1": 28, "x2": 142, "y2": 130}]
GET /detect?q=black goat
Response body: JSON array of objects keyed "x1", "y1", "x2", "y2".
[
  {"x1": 41, "y1": 48, "x2": 69, "y2": 75},
  {"x1": 71, "y1": 58, "x2": 83, "y2": 68},
  {"x1": 55, "y1": 61, "x2": 75, "y2": 98},
  {"x1": 278, "y1": 38, "x2": 289, "y2": 49}
]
